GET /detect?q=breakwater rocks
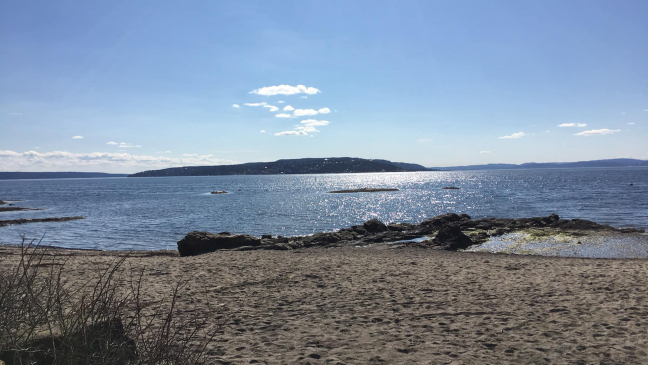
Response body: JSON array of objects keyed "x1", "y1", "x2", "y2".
[
  {"x1": 0, "y1": 216, "x2": 85, "y2": 227},
  {"x1": 177, "y1": 213, "x2": 645, "y2": 256},
  {"x1": 328, "y1": 188, "x2": 400, "y2": 193}
]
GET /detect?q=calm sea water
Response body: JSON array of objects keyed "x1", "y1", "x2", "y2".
[{"x1": 0, "y1": 168, "x2": 646, "y2": 251}]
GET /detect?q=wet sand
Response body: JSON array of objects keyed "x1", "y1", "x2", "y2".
[{"x1": 1, "y1": 245, "x2": 647, "y2": 364}]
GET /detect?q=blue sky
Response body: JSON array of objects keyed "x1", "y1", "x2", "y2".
[{"x1": 1, "y1": 0, "x2": 647, "y2": 173}]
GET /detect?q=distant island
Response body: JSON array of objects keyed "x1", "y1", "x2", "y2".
[
  {"x1": 0, "y1": 172, "x2": 128, "y2": 180},
  {"x1": 432, "y1": 158, "x2": 648, "y2": 171},
  {"x1": 129, "y1": 158, "x2": 431, "y2": 177}
]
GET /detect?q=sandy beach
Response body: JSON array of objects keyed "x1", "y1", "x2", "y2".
[{"x1": 2, "y1": 244, "x2": 647, "y2": 364}]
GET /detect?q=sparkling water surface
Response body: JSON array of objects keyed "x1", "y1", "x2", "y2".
[{"x1": 0, "y1": 168, "x2": 646, "y2": 251}]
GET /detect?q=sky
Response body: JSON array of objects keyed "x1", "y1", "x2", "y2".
[{"x1": 1, "y1": 0, "x2": 647, "y2": 173}]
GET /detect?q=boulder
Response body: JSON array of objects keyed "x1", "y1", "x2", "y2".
[
  {"x1": 262, "y1": 234, "x2": 272, "y2": 239},
  {"x1": 177, "y1": 231, "x2": 261, "y2": 256},
  {"x1": 0, "y1": 319, "x2": 137, "y2": 365},
  {"x1": 363, "y1": 219, "x2": 389, "y2": 234},
  {"x1": 421, "y1": 213, "x2": 463, "y2": 229},
  {"x1": 433, "y1": 224, "x2": 474, "y2": 250}
]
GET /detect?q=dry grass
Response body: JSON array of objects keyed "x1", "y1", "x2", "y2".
[{"x1": 0, "y1": 237, "x2": 228, "y2": 365}]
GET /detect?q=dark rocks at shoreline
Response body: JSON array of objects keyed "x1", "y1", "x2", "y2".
[
  {"x1": 0, "y1": 200, "x2": 5, "y2": 205},
  {"x1": 210, "y1": 191, "x2": 228, "y2": 194},
  {"x1": 327, "y1": 188, "x2": 400, "y2": 194},
  {"x1": 0, "y1": 216, "x2": 85, "y2": 227},
  {"x1": 177, "y1": 231, "x2": 262, "y2": 256},
  {"x1": 441, "y1": 187, "x2": 461, "y2": 190},
  {"x1": 176, "y1": 213, "x2": 646, "y2": 256}
]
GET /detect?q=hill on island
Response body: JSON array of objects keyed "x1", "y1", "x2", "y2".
[
  {"x1": 432, "y1": 158, "x2": 648, "y2": 171},
  {"x1": 129, "y1": 158, "x2": 431, "y2": 177}
]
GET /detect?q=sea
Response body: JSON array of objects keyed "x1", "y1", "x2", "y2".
[{"x1": 0, "y1": 168, "x2": 647, "y2": 254}]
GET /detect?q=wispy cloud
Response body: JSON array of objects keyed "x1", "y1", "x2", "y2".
[
  {"x1": 263, "y1": 105, "x2": 279, "y2": 112},
  {"x1": 10, "y1": 112, "x2": 22, "y2": 116},
  {"x1": 575, "y1": 129, "x2": 621, "y2": 136},
  {"x1": 232, "y1": 104, "x2": 240, "y2": 108},
  {"x1": 277, "y1": 101, "x2": 285, "y2": 103},
  {"x1": 558, "y1": 123, "x2": 587, "y2": 128},
  {"x1": 628, "y1": 122, "x2": 635, "y2": 125},
  {"x1": 293, "y1": 109, "x2": 319, "y2": 116},
  {"x1": 72, "y1": 136, "x2": 84, "y2": 139},
  {"x1": 479, "y1": 151, "x2": 491, "y2": 154},
  {"x1": 275, "y1": 119, "x2": 330, "y2": 137},
  {"x1": 318, "y1": 107, "x2": 331, "y2": 114},
  {"x1": 299, "y1": 96, "x2": 308, "y2": 99},
  {"x1": 117, "y1": 143, "x2": 141, "y2": 148},
  {"x1": 283, "y1": 105, "x2": 295, "y2": 111},
  {"x1": 250, "y1": 85, "x2": 320, "y2": 96},
  {"x1": 499, "y1": 132, "x2": 525, "y2": 139},
  {"x1": 243, "y1": 102, "x2": 268, "y2": 107},
  {"x1": 0, "y1": 150, "x2": 235, "y2": 173},
  {"x1": 275, "y1": 113, "x2": 292, "y2": 118},
  {"x1": 260, "y1": 130, "x2": 266, "y2": 133},
  {"x1": 107, "y1": 141, "x2": 118, "y2": 145}
]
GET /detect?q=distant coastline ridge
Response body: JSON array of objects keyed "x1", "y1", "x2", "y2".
[{"x1": 431, "y1": 158, "x2": 648, "y2": 171}]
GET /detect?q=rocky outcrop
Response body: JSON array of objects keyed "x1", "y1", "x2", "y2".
[
  {"x1": 211, "y1": 191, "x2": 228, "y2": 194},
  {"x1": 0, "y1": 207, "x2": 44, "y2": 212},
  {"x1": 0, "y1": 216, "x2": 85, "y2": 227},
  {"x1": 432, "y1": 224, "x2": 474, "y2": 250},
  {"x1": 363, "y1": 219, "x2": 389, "y2": 233},
  {"x1": 177, "y1": 213, "x2": 645, "y2": 256},
  {"x1": 177, "y1": 231, "x2": 262, "y2": 256}
]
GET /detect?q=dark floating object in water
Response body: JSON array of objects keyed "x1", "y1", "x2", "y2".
[
  {"x1": 0, "y1": 216, "x2": 85, "y2": 227},
  {"x1": 442, "y1": 187, "x2": 460, "y2": 190},
  {"x1": 630, "y1": 183, "x2": 633, "y2": 186},
  {"x1": 210, "y1": 191, "x2": 228, "y2": 194},
  {"x1": 327, "y1": 188, "x2": 399, "y2": 194}
]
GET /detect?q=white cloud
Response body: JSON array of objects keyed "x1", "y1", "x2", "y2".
[
  {"x1": 283, "y1": 105, "x2": 295, "y2": 111},
  {"x1": 243, "y1": 102, "x2": 268, "y2": 107},
  {"x1": 277, "y1": 101, "x2": 285, "y2": 103},
  {"x1": 274, "y1": 130, "x2": 308, "y2": 136},
  {"x1": 250, "y1": 85, "x2": 320, "y2": 96},
  {"x1": 275, "y1": 113, "x2": 292, "y2": 118},
  {"x1": 628, "y1": 122, "x2": 635, "y2": 125},
  {"x1": 318, "y1": 107, "x2": 331, "y2": 114},
  {"x1": 299, "y1": 96, "x2": 308, "y2": 99},
  {"x1": 558, "y1": 123, "x2": 587, "y2": 128},
  {"x1": 72, "y1": 136, "x2": 84, "y2": 139},
  {"x1": 575, "y1": 129, "x2": 621, "y2": 136},
  {"x1": 232, "y1": 104, "x2": 240, "y2": 108},
  {"x1": 0, "y1": 150, "x2": 235, "y2": 173},
  {"x1": 117, "y1": 143, "x2": 141, "y2": 148},
  {"x1": 479, "y1": 151, "x2": 491, "y2": 154},
  {"x1": 300, "y1": 119, "x2": 329, "y2": 127},
  {"x1": 499, "y1": 132, "x2": 525, "y2": 139},
  {"x1": 293, "y1": 109, "x2": 318, "y2": 116},
  {"x1": 260, "y1": 130, "x2": 266, "y2": 133},
  {"x1": 10, "y1": 112, "x2": 22, "y2": 116},
  {"x1": 263, "y1": 105, "x2": 279, "y2": 112},
  {"x1": 107, "y1": 141, "x2": 118, "y2": 145}
]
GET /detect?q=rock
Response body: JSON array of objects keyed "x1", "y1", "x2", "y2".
[
  {"x1": 387, "y1": 223, "x2": 417, "y2": 231},
  {"x1": 262, "y1": 234, "x2": 272, "y2": 239},
  {"x1": 433, "y1": 224, "x2": 474, "y2": 250},
  {"x1": 441, "y1": 187, "x2": 460, "y2": 190},
  {"x1": 328, "y1": 188, "x2": 399, "y2": 193},
  {"x1": 211, "y1": 191, "x2": 228, "y2": 194},
  {"x1": 0, "y1": 319, "x2": 137, "y2": 365},
  {"x1": 177, "y1": 231, "x2": 261, "y2": 256},
  {"x1": 363, "y1": 219, "x2": 389, "y2": 234},
  {"x1": 0, "y1": 200, "x2": 5, "y2": 205},
  {"x1": 0, "y1": 216, "x2": 85, "y2": 227},
  {"x1": 421, "y1": 213, "x2": 463, "y2": 229},
  {"x1": 459, "y1": 214, "x2": 472, "y2": 221}
]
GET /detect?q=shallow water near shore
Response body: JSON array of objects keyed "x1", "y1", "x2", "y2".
[{"x1": 0, "y1": 168, "x2": 647, "y2": 254}]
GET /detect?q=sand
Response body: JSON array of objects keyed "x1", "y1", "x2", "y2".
[{"x1": 1, "y1": 244, "x2": 647, "y2": 364}]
